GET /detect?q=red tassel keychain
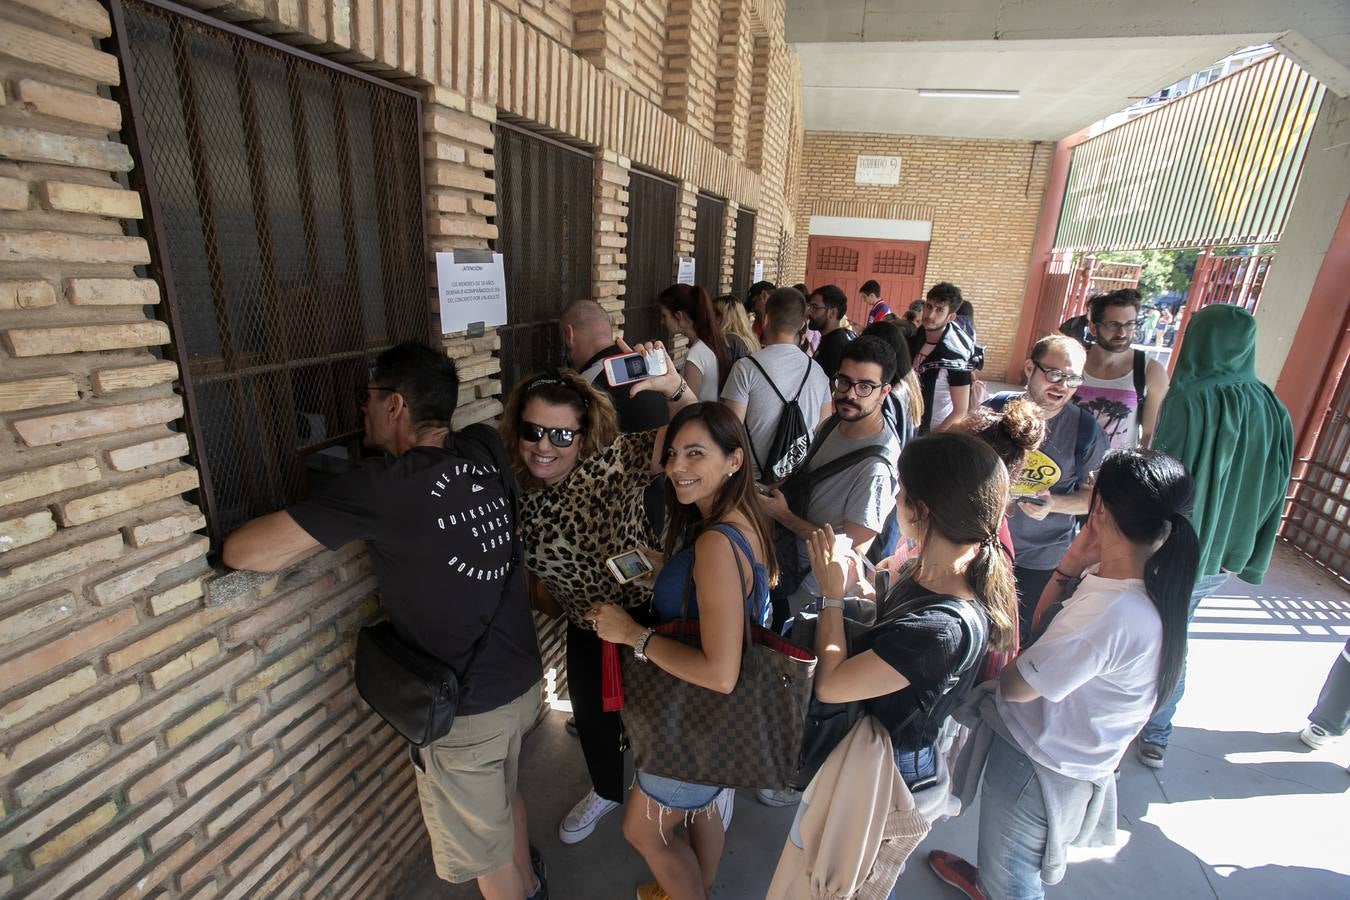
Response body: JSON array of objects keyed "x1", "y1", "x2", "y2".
[{"x1": 601, "y1": 639, "x2": 624, "y2": 711}]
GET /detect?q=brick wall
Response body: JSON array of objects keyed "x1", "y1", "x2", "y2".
[
  {"x1": 793, "y1": 132, "x2": 1052, "y2": 374},
  {"x1": 0, "y1": 0, "x2": 801, "y2": 896}
]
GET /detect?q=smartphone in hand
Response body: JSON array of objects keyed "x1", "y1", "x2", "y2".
[
  {"x1": 603, "y1": 350, "x2": 668, "y2": 387},
  {"x1": 605, "y1": 549, "x2": 655, "y2": 584}
]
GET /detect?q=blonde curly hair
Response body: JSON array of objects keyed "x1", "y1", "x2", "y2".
[{"x1": 500, "y1": 369, "x2": 619, "y2": 481}]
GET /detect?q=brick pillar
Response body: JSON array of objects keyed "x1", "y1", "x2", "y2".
[
  {"x1": 423, "y1": 87, "x2": 504, "y2": 428},
  {"x1": 594, "y1": 150, "x2": 631, "y2": 332}
]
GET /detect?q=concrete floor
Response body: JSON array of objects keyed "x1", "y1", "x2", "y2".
[{"x1": 396, "y1": 544, "x2": 1350, "y2": 899}]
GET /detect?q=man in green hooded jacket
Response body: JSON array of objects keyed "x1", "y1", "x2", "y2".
[{"x1": 1137, "y1": 304, "x2": 1294, "y2": 767}]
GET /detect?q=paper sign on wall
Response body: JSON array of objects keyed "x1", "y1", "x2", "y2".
[
  {"x1": 677, "y1": 257, "x2": 696, "y2": 286},
  {"x1": 752, "y1": 259, "x2": 764, "y2": 283},
  {"x1": 436, "y1": 251, "x2": 507, "y2": 335},
  {"x1": 855, "y1": 155, "x2": 901, "y2": 185}
]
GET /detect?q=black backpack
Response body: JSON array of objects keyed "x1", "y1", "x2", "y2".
[
  {"x1": 747, "y1": 356, "x2": 815, "y2": 483},
  {"x1": 786, "y1": 592, "x2": 988, "y2": 791},
  {"x1": 770, "y1": 416, "x2": 892, "y2": 600}
]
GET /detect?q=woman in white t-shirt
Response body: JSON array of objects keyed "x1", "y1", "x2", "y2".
[
  {"x1": 928, "y1": 449, "x2": 1199, "y2": 900},
  {"x1": 658, "y1": 283, "x2": 731, "y2": 403}
]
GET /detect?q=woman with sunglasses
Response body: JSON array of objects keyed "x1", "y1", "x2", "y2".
[{"x1": 501, "y1": 363, "x2": 696, "y2": 849}]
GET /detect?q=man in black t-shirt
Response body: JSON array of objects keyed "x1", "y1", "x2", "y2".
[
  {"x1": 807, "y1": 284, "x2": 856, "y2": 380},
  {"x1": 908, "y1": 282, "x2": 977, "y2": 433},
  {"x1": 223, "y1": 343, "x2": 546, "y2": 900}
]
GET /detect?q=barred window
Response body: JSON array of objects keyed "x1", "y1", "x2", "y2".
[
  {"x1": 492, "y1": 122, "x2": 594, "y2": 392},
  {"x1": 112, "y1": 0, "x2": 431, "y2": 545},
  {"x1": 624, "y1": 170, "x2": 678, "y2": 343},
  {"x1": 694, "y1": 193, "x2": 726, "y2": 300}
]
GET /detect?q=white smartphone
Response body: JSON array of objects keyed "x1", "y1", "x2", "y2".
[
  {"x1": 605, "y1": 549, "x2": 654, "y2": 584},
  {"x1": 603, "y1": 350, "x2": 668, "y2": 387}
]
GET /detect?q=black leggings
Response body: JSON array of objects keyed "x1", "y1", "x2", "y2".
[{"x1": 566, "y1": 610, "x2": 656, "y2": 802}]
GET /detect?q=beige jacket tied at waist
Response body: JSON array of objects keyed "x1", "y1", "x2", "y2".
[{"x1": 766, "y1": 716, "x2": 930, "y2": 900}]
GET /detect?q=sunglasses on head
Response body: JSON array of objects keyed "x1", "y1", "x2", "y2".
[{"x1": 521, "y1": 421, "x2": 579, "y2": 448}]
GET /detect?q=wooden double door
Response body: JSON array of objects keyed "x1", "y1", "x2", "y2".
[{"x1": 804, "y1": 235, "x2": 929, "y2": 324}]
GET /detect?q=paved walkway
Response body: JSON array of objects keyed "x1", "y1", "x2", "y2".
[{"x1": 397, "y1": 544, "x2": 1350, "y2": 899}]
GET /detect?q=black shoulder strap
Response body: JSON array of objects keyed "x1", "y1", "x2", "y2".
[
  {"x1": 885, "y1": 596, "x2": 987, "y2": 736},
  {"x1": 1133, "y1": 349, "x2": 1147, "y2": 404}
]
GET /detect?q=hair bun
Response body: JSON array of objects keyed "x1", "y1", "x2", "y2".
[{"x1": 999, "y1": 397, "x2": 1047, "y2": 452}]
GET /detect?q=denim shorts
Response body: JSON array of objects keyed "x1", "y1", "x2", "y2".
[{"x1": 634, "y1": 771, "x2": 723, "y2": 811}]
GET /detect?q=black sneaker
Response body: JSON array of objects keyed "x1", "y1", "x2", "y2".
[
  {"x1": 527, "y1": 845, "x2": 548, "y2": 900},
  {"x1": 565, "y1": 716, "x2": 578, "y2": 736}
]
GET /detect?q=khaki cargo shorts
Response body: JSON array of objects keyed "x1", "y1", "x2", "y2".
[{"x1": 411, "y1": 681, "x2": 543, "y2": 883}]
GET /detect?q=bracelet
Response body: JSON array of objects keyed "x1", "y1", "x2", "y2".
[
  {"x1": 666, "y1": 380, "x2": 688, "y2": 402},
  {"x1": 633, "y1": 627, "x2": 656, "y2": 662},
  {"x1": 1052, "y1": 567, "x2": 1081, "y2": 580}
]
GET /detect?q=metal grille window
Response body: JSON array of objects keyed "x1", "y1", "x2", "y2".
[
  {"x1": 1284, "y1": 336, "x2": 1350, "y2": 585},
  {"x1": 493, "y1": 123, "x2": 593, "y2": 391},
  {"x1": 110, "y1": 0, "x2": 430, "y2": 544},
  {"x1": 731, "y1": 207, "x2": 756, "y2": 296},
  {"x1": 694, "y1": 193, "x2": 725, "y2": 299},
  {"x1": 624, "y1": 170, "x2": 678, "y2": 343}
]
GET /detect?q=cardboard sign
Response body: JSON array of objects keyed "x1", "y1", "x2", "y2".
[{"x1": 436, "y1": 251, "x2": 507, "y2": 334}]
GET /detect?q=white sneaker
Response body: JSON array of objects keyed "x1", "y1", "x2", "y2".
[
  {"x1": 714, "y1": 788, "x2": 735, "y2": 831},
  {"x1": 755, "y1": 787, "x2": 801, "y2": 807},
  {"x1": 558, "y1": 789, "x2": 619, "y2": 844},
  {"x1": 1300, "y1": 723, "x2": 1341, "y2": 750}
]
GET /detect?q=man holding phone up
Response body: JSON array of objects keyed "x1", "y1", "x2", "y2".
[{"x1": 986, "y1": 334, "x2": 1107, "y2": 642}]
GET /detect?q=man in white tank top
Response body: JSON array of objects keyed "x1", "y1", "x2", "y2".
[{"x1": 1075, "y1": 290, "x2": 1170, "y2": 449}]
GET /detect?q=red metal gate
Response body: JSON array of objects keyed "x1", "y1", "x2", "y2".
[{"x1": 1282, "y1": 306, "x2": 1350, "y2": 585}]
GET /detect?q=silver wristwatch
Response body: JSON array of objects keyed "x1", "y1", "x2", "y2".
[
  {"x1": 633, "y1": 627, "x2": 657, "y2": 662},
  {"x1": 820, "y1": 597, "x2": 846, "y2": 610}
]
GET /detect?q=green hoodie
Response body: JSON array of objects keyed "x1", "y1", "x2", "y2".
[{"x1": 1154, "y1": 304, "x2": 1293, "y2": 583}]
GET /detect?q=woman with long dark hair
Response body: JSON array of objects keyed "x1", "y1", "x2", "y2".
[
  {"x1": 928, "y1": 449, "x2": 1199, "y2": 900},
  {"x1": 590, "y1": 401, "x2": 778, "y2": 900},
  {"x1": 659, "y1": 283, "x2": 732, "y2": 403},
  {"x1": 808, "y1": 433, "x2": 1017, "y2": 783}
]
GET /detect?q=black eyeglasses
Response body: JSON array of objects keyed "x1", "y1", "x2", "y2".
[
  {"x1": 1094, "y1": 320, "x2": 1133, "y2": 334},
  {"x1": 831, "y1": 373, "x2": 884, "y2": 398},
  {"x1": 520, "y1": 421, "x2": 580, "y2": 448},
  {"x1": 1032, "y1": 361, "x2": 1085, "y2": 388},
  {"x1": 354, "y1": 385, "x2": 395, "y2": 406}
]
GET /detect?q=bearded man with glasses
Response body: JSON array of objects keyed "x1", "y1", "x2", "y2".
[
  {"x1": 1074, "y1": 290, "x2": 1171, "y2": 449},
  {"x1": 985, "y1": 334, "x2": 1107, "y2": 642}
]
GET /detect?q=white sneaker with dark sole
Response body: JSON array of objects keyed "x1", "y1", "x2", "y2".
[
  {"x1": 755, "y1": 787, "x2": 802, "y2": 807},
  {"x1": 1300, "y1": 723, "x2": 1341, "y2": 750},
  {"x1": 559, "y1": 789, "x2": 620, "y2": 844}
]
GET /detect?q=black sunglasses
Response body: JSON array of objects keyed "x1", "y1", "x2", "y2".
[{"x1": 521, "y1": 421, "x2": 580, "y2": 448}]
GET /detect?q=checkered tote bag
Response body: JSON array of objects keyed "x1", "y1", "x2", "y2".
[{"x1": 620, "y1": 532, "x2": 817, "y2": 791}]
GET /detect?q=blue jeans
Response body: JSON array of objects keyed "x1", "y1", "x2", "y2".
[
  {"x1": 976, "y1": 735, "x2": 1049, "y2": 900},
  {"x1": 1140, "y1": 572, "x2": 1230, "y2": 747},
  {"x1": 895, "y1": 744, "x2": 936, "y2": 788}
]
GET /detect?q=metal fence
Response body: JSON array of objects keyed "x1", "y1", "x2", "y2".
[
  {"x1": 624, "y1": 170, "x2": 678, "y2": 343},
  {"x1": 1055, "y1": 53, "x2": 1324, "y2": 253},
  {"x1": 1283, "y1": 317, "x2": 1350, "y2": 585},
  {"x1": 694, "y1": 194, "x2": 725, "y2": 300},
  {"x1": 493, "y1": 123, "x2": 594, "y2": 392},
  {"x1": 111, "y1": 0, "x2": 430, "y2": 545}
]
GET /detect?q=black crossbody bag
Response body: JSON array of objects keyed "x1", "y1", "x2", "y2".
[{"x1": 354, "y1": 425, "x2": 521, "y2": 747}]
